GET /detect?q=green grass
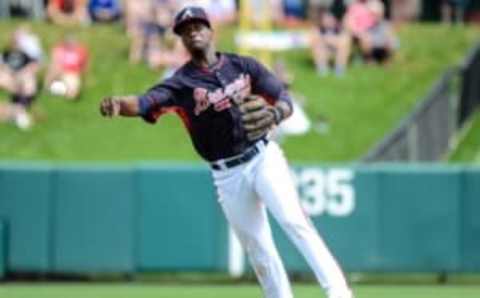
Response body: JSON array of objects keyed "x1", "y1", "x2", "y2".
[
  {"x1": 449, "y1": 111, "x2": 480, "y2": 163},
  {"x1": 0, "y1": 21, "x2": 478, "y2": 162},
  {"x1": 0, "y1": 283, "x2": 479, "y2": 298}
]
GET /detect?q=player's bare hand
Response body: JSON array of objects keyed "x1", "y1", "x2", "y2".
[{"x1": 100, "y1": 96, "x2": 121, "y2": 117}]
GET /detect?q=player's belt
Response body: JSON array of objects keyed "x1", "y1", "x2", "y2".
[{"x1": 210, "y1": 139, "x2": 269, "y2": 171}]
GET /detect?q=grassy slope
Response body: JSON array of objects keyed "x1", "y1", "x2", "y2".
[
  {"x1": 1, "y1": 284, "x2": 480, "y2": 298},
  {"x1": 449, "y1": 111, "x2": 480, "y2": 163},
  {"x1": 0, "y1": 21, "x2": 478, "y2": 162},
  {"x1": 278, "y1": 25, "x2": 479, "y2": 162}
]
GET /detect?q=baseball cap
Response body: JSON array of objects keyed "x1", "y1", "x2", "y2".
[{"x1": 173, "y1": 6, "x2": 212, "y2": 35}]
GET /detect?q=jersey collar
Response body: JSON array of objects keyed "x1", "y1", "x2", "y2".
[{"x1": 191, "y1": 53, "x2": 225, "y2": 74}]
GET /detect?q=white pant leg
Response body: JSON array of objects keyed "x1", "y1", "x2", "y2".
[
  {"x1": 254, "y1": 142, "x2": 352, "y2": 298},
  {"x1": 212, "y1": 164, "x2": 293, "y2": 298}
]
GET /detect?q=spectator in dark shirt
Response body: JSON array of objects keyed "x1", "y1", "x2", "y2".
[
  {"x1": 361, "y1": 1, "x2": 399, "y2": 63},
  {"x1": 0, "y1": 27, "x2": 43, "y2": 130},
  {"x1": 442, "y1": 0, "x2": 470, "y2": 23}
]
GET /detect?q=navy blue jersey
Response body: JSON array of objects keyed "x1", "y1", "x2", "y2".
[{"x1": 138, "y1": 53, "x2": 292, "y2": 162}]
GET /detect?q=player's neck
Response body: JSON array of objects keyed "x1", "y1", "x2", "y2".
[{"x1": 191, "y1": 47, "x2": 218, "y2": 69}]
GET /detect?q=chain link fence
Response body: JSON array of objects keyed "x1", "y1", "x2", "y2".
[
  {"x1": 459, "y1": 42, "x2": 480, "y2": 124},
  {"x1": 364, "y1": 42, "x2": 480, "y2": 162}
]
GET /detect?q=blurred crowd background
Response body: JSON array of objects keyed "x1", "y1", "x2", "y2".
[{"x1": 0, "y1": 0, "x2": 478, "y2": 133}]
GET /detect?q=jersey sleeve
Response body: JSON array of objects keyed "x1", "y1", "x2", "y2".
[
  {"x1": 138, "y1": 78, "x2": 180, "y2": 124},
  {"x1": 242, "y1": 56, "x2": 292, "y2": 108}
]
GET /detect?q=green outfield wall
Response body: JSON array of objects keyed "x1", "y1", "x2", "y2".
[
  {"x1": 0, "y1": 166, "x2": 52, "y2": 273},
  {"x1": 52, "y1": 168, "x2": 136, "y2": 273},
  {"x1": 136, "y1": 166, "x2": 228, "y2": 271},
  {"x1": 0, "y1": 221, "x2": 5, "y2": 279},
  {"x1": 0, "y1": 164, "x2": 479, "y2": 276},
  {"x1": 273, "y1": 166, "x2": 469, "y2": 273}
]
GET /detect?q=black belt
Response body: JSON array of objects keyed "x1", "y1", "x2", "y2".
[{"x1": 211, "y1": 139, "x2": 268, "y2": 171}]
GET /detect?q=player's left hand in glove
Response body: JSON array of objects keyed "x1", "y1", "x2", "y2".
[{"x1": 239, "y1": 95, "x2": 282, "y2": 141}]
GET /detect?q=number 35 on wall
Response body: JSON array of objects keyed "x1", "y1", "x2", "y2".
[{"x1": 292, "y1": 168, "x2": 356, "y2": 217}]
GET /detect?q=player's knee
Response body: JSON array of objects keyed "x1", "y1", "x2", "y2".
[
  {"x1": 241, "y1": 239, "x2": 267, "y2": 272},
  {"x1": 243, "y1": 236, "x2": 266, "y2": 256},
  {"x1": 280, "y1": 219, "x2": 310, "y2": 241},
  {"x1": 250, "y1": 256, "x2": 270, "y2": 280}
]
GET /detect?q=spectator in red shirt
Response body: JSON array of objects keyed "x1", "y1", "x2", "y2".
[
  {"x1": 343, "y1": 0, "x2": 378, "y2": 37},
  {"x1": 47, "y1": 0, "x2": 90, "y2": 26},
  {"x1": 344, "y1": 0, "x2": 397, "y2": 63},
  {"x1": 45, "y1": 35, "x2": 89, "y2": 100}
]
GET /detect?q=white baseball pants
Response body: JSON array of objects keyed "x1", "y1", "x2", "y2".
[{"x1": 211, "y1": 141, "x2": 352, "y2": 298}]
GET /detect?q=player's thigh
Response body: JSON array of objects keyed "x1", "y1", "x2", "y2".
[
  {"x1": 254, "y1": 143, "x2": 309, "y2": 228},
  {"x1": 213, "y1": 169, "x2": 269, "y2": 238}
]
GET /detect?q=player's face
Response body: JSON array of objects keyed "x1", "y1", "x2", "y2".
[{"x1": 179, "y1": 21, "x2": 213, "y2": 53}]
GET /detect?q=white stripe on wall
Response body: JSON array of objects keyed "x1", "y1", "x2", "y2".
[{"x1": 228, "y1": 226, "x2": 245, "y2": 277}]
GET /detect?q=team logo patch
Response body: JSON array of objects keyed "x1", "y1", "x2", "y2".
[
  {"x1": 181, "y1": 9, "x2": 193, "y2": 20},
  {"x1": 193, "y1": 74, "x2": 251, "y2": 116}
]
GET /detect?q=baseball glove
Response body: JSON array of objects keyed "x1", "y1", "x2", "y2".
[{"x1": 239, "y1": 95, "x2": 280, "y2": 141}]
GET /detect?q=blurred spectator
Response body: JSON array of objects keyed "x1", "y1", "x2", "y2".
[
  {"x1": 203, "y1": 0, "x2": 237, "y2": 25},
  {"x1": 442, "y1": 0, "x2": 470, "y2": 23},
  {"x1": 239, "y1": 0, "x2": 284, "y2": 27},
  {"x1": 124, "y1": 0, "x2": 150, "y2": 63},
  {"x1": 282, "y1": 0, "x2": 307, "y2": 26},
  {"x1": 124, "y1": 0, "x2": 177, "y2": 67},
  {"x1": 147, "y1": 1, "x2": 190, "y2": 75},
  {"x1": 0, "y1": 0, "x2": 45, "y2": 19},
  {"x1": 149, "y1": 0, "x2": 179, "y2": 68},
  {"x1": 88, "y1": 0, "x2": 122, "y2": 22},
  {"x1": 0, "y1": 26, "x2": 43, "y2": 130},
  {"x1": 270, "y1": 0, "x2": 286, "y2": 25},
  {"x1": 343, "y1": 0, "x2": 378, "y2": 38},
  {"x1": 310, "y1": 9, "x2": 351, "y2": 76},
  {"x1": 308, "y1": 0, "x2": 335, "y2": 20},
  {"x1": 362, "y1": 0, "x2": 398, "y2": 63},
  {"x1": 391, "y1": 0, "x2": 421, "y2": 23},
  {"x1": 44, "y1": 35, "x2": 89, "y2": 100},
  {"x1": 344, "y1": 0, "x2": 397, "y2": 64},
  {"x1": 150, "y1": 35, "x2": 190, "y2": 78},
  {"x1": 465, "y1": 1, "x2": 480, "y2": 23},
  {"x1": 47, "y1": 0, "x2": 90, "y2": 26}
]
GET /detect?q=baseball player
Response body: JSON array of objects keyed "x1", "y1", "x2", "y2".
[{"x1": 100, "y1": 6, "x2": 353, "y2": 298}]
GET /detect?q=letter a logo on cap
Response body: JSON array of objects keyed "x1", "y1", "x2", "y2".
[{"x1": 182, "y1": 8, "x2": 193, "y2": 20}]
